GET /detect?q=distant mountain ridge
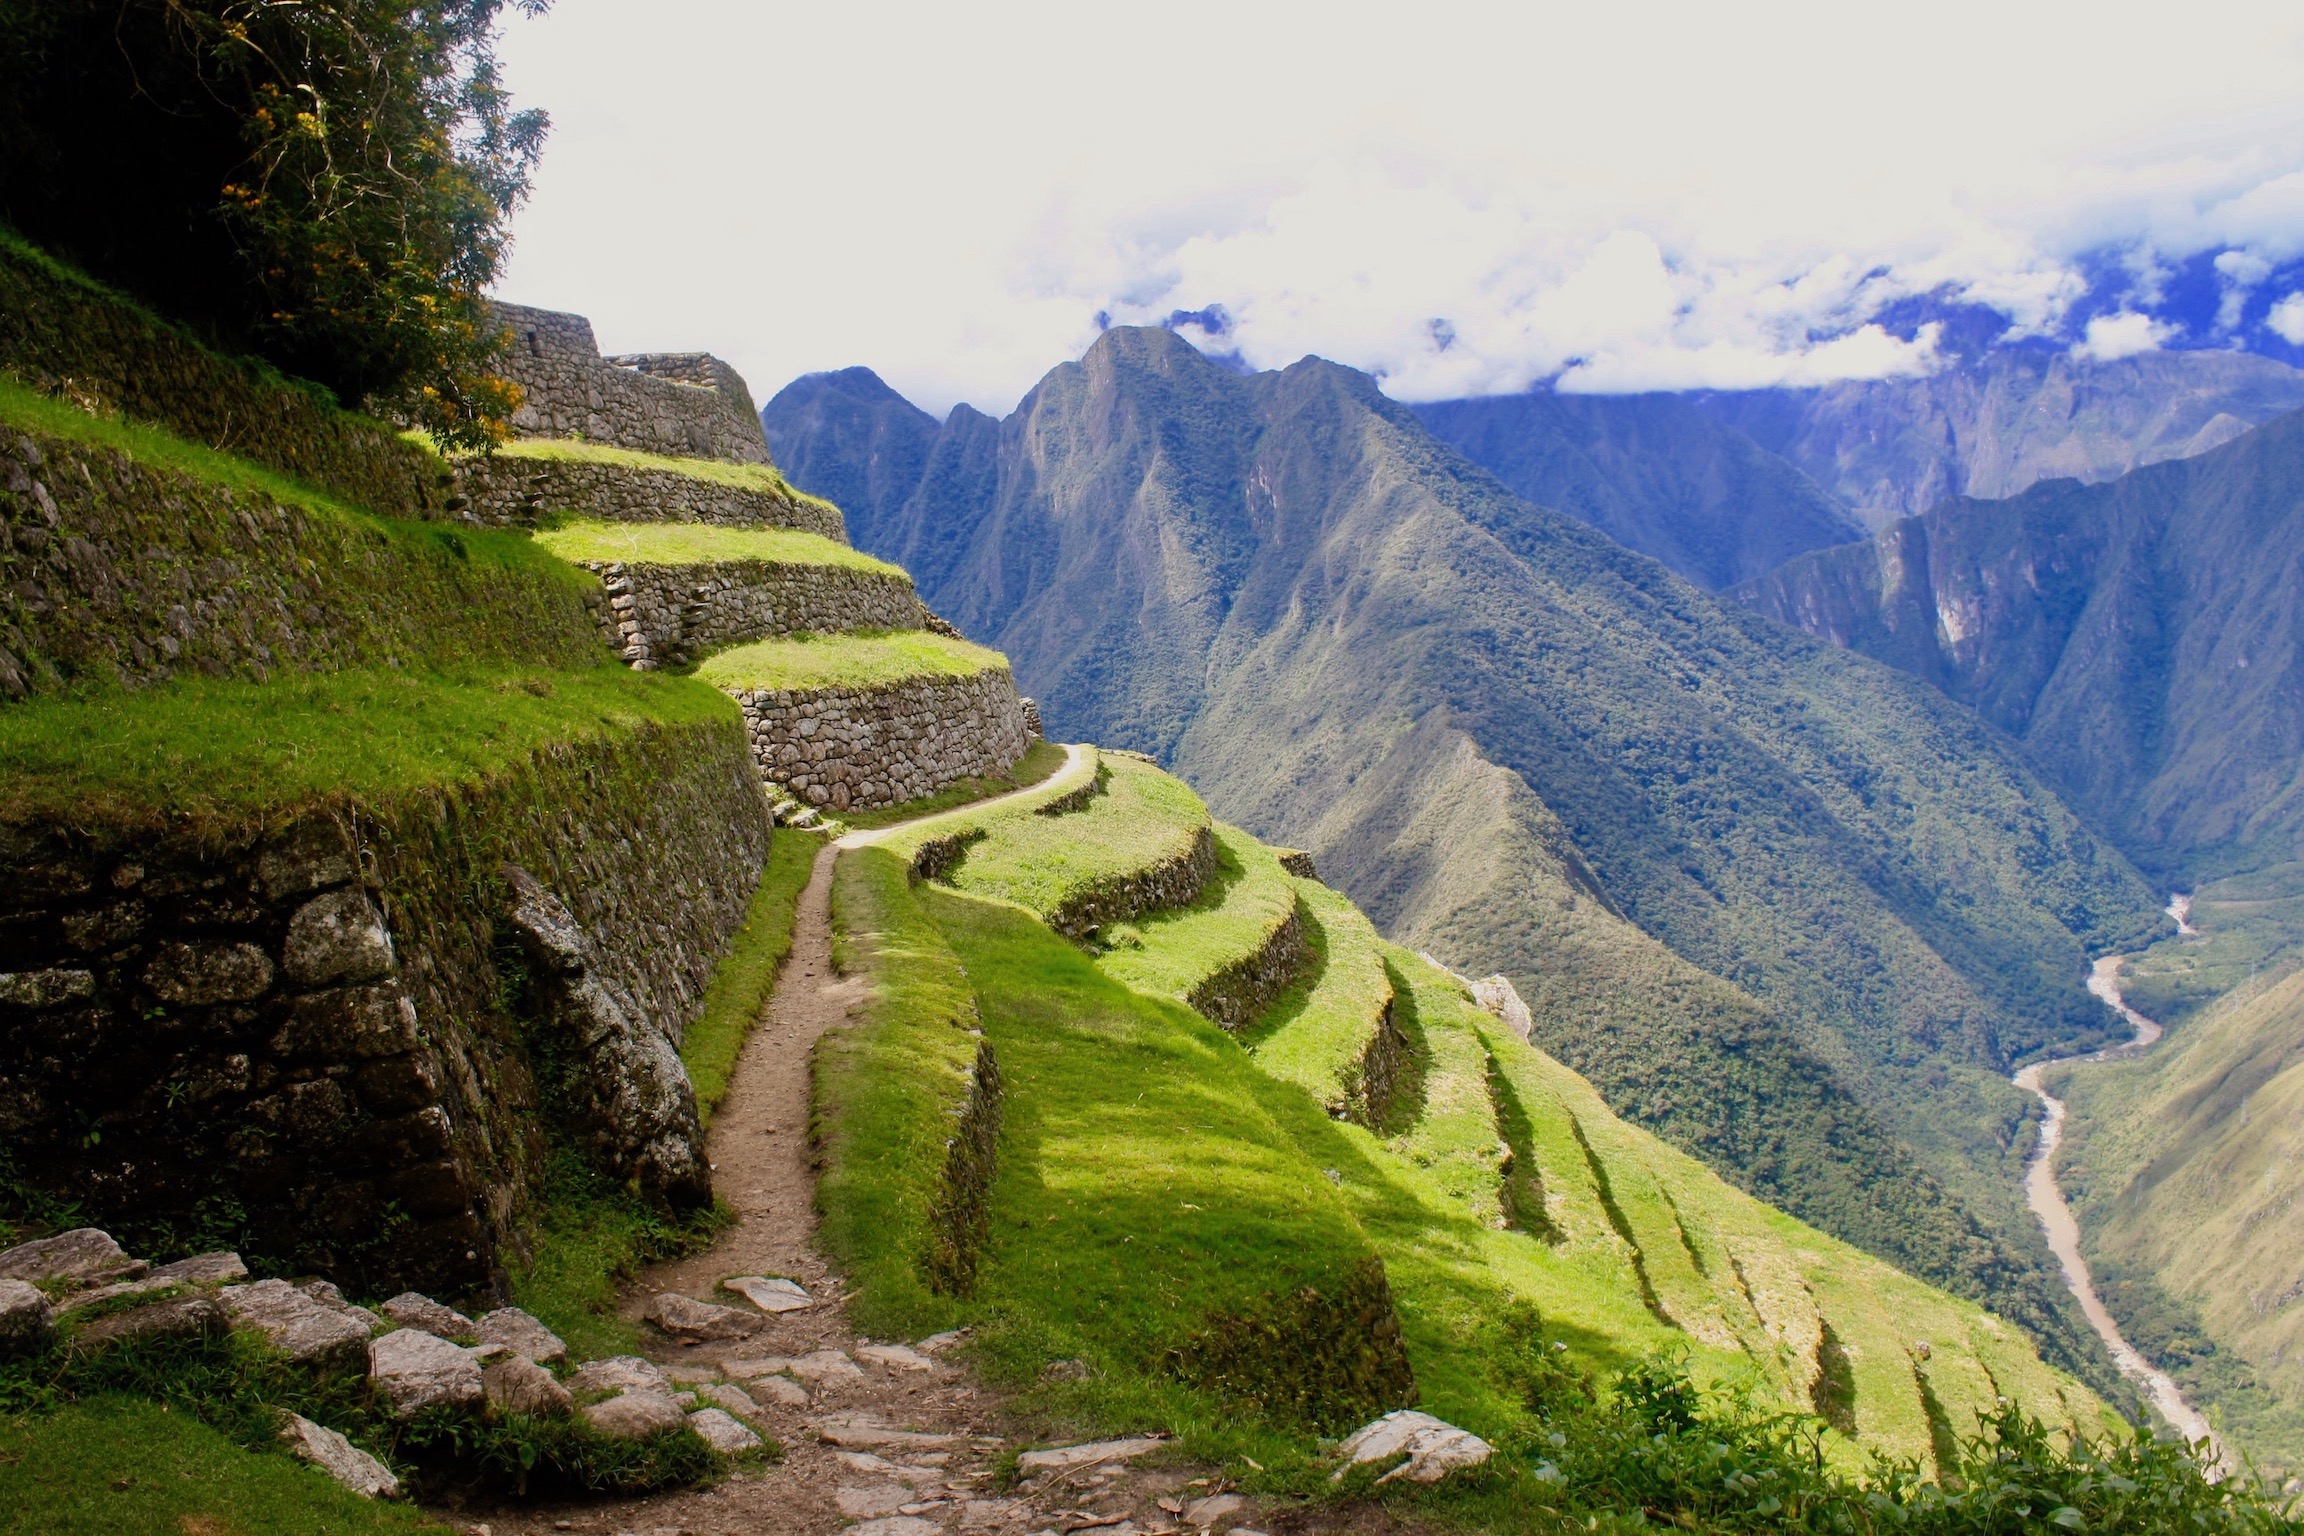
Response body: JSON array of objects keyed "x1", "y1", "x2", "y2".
[{"x1": 764, "y1": 331, "x2": 2166, "y2": 1393}]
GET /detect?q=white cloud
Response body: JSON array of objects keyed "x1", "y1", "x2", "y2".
[
  {"x1": 2268, "y1": 292, "x2": 2304, "y2": 344},
  {"x1": 2075, "y1": 312, "x2": 2174, "y2": 361},
  {"x1": 490, "y1": 0, "x2": 2304, "y2": 415}
]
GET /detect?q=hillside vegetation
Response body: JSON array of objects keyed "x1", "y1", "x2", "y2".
[{"x1": 765, "y1": 328, "x2": 2163, "y2": 1391}]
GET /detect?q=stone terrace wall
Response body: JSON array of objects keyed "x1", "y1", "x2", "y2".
[
  {"x1": 733, "y1": 667, "x2": 1032, "y2": 812},
  {"x1": 0, "y1": 427, "x2": 606, "y2": 698},
  {"x1": 584, "y1": 558, "x2": 928, "y2": 669},
  {"x1": 457, "y1": 452, "x2": 843, "y2": 540},
  {"x1": 490, "y1": 302, "x2": 771, "y2": 465},
  {"x1": 0, "y1": 237, "x2": 448, "y2": 519},
  {"x1": 0, "y1": 718, "x2": 770, "y2": 1298}
]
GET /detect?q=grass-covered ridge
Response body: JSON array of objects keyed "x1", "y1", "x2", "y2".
[
  {"x1": 532, "y1": 516, "x2": 904, "y2": 575},
  {"x1": 486, "y1": 435, "x2": 834, "y2": 510},
  {"x1": 1096, "y1": 823, "x2": 1300, "y2": 1006},
  {"x1": 696, "y1": 628, "x2": 1011, "y2": 692},
  {"x1": 0, "y1": 665, "x2": 737, "y2": 828},
  {"x1": 1243, "y1": 877, "x2": 1397, "y2": 1119}
]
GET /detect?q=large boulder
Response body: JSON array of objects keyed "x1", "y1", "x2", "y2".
[
  {"x1": 218, "y1": 1279, "x2": 373, "y2": 1367},
  {"x1": 280, "y1": 1413, "x2": 401, "y2": 1499},
  {"x1": 1334, "y1": 1410, "x2": 1492, "y2": 1484},
  {"x1": 0, "y1": 1229, "x2": 144, "y2": 1289},
  {"x1": 579, "y1": 1388, "x2": 687, "y2": 1440},
  {"x1": 368, "y1": 1327, "x2": 485, "y2": 1418},
  {"x1": 644, "y1": 1292, "x2": 762, "y2": 1341},
  {"x1": 0, "y1": 1279, "x2": 51, "y2": 1349},
  {"x1": 473, "y1": 1306, "x2": 566, "y2": 1365},
  {"x1": 567, "y1": 1354, "x2": 671, "y2": 1399},
  {"x1": 379, "y1": 1292, "x2": 475, "y2": 1341},
  {"x1": 149, "y1": 1252, "x2": 249, "y2": 1286},
  {"x1": 483, "y1": 1355, "x2": 573, "y2": 1418},
  {"x1": 686, "y1": 1406, "x2": 761, "y2": 1454},
  {"x1": 70, "y1": 1294, "x2": 223, "y2": 1350},
  {"x1": 502, "y1": 866, "x2": 710, "y2": 1209}
]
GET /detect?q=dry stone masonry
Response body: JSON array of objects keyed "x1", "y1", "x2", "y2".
[
  {"x1": 489, "y1": 302, "x2": 772, "y2": 465},
  {"x1": 455, "y1": 451, "x2": 843, "y2": 539},
  {"x1": 584, "y1": 557, "x2": 929, "y2": 669},
  {"x1": 734, "y1": 665, "x2": 1034, "y2": 813}
]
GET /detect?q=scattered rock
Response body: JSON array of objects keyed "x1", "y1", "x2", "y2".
[
  {"x1": 687, "y1": 1407, "x2": 762, "y2": 1454},
  {"x1": 1039, "y1": 1357, "x2": 1090, "y2": 1383},
  {"x1": 380, "y1": 1292, "x2": 475, "y2": 1340},
  {"x1": 721, "y1": 1354, "x2": 793, "y2": 1381},
  {"x1": 662, "y1": 1362, "x2": 723, "y2": 1385},
  {"x1": 71, "y1": 1294, "x2": 222, "y2": 1350},
  {"x1": 472, "y1": 1306, "x2": 566, "y2": 1365},
  {"x1": 721, "y1": 1274, "x2": 813, "y2": 1313},
  {"x1": 847, "y1": 1520, "x2": 943, "y2": 1536},
  {"x1": 368, "y1": 1328, "x2": 485, "y2": 1418},
  {"x1": 914, "y1": 1328, "x2": 969, "y2": 1353},
  {"x1": 280, "y1": 1412, "x2": 401, "y2": 1499},
  {"x1": 0, "y1": 1228, "x2": 144, "y2": 1288},
  {"x1": 579, "y1": 1388, "x2": 686, "y2": 1440},
  {"x1": 749, "y1": 1374, "x2": 810, "y2": 1408},
  {"x1": 645, "y1": 1291, "x2": 763, "y2": 1340},
  {"x1": 1471, "y1": 975, "x2": 1533, "y2": 1041},
  {"x1": 1183, "y1": 1494, "x2": 1244, "y2": 1526},
  {"x1": 838, "y1": 1485, "x2": 914, "y2": 1517},
  {"x1": 51, "y1": 1275, "x2": 181, "y2": 1319},
  {"x1": 1015, "y1": 1437, "x2": 1168, "y2": 1475},
  {"x1": 0, "y1": 1279, "x2": 51, "y2": 1347},
  {"x1": 484, "y1": 1355, "x2": 572, "y2": 1417},
  {"x1": 148, "y1": 1252, "x2": 248, "y2": 1286},
  {"x1": 673, "y1": 1390, "x2": 698, "y2": 1408},
  {"x1": 696, "y1": 1381, "x2": 762, "y2": 1418},
  {"x1": 219, "y1": 1280, "x2": 374, "y2": 1367},
  {"x1": 1334, "y1": 1410, "x2": 1492, "y2": 1484},
  {"x1": 858, "y1": 1343, "x2": 935, "y2": 1373},
  {"x1": 788, "y1": 1347, "x2": 865, "y2": 1384},
  {"x1": 815, "y1": 1421, "x2": 960, "y2": 1450},
  {"x1": 567, "y1": 1355, "x2": 671, "y2": 1399}
]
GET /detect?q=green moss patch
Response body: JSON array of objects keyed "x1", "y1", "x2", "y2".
[
  {"x1": 1096, "y1": 824, "x2": 1300, "y2": 1002},
  {"x1": 533, "y1": 517, "x2": 903, "y2": 576},
  {"x1": 696, "y1": 629, "x2": 1010, "y2": 693},
  {"x1": 684, "y1": 831, "x2": 820, "y2": 1126},
  {"x1": 0, "y1": 665, "x2": 736, "y2": 828}
]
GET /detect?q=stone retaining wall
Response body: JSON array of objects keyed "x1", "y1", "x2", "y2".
[
  {"x1": 1044, "y1": 825, "x2": 1219, "y2": 942},
  {"x1": 584, "y1": 558, "x2": 927, "y2": 669},
  {"x1": 1188, "y1": 898, "x2": 1315, "y2": 1029},
  {"x1": 0, "y1": 718, "x2": 770, "y2": 1298},
  {"x1": 732, "y1": 667, "x2": 1032, "y2": 813},
  {"x1": 489, "y1": 303, "x2": 771, "y2": 465},
  {"x1": 456, "y1": 453, "x2": 843, "y2": 540}
]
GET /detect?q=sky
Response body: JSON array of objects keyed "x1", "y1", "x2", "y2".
[{"x1": 492, "y1": 0, "x2": 2304, "y2": 418}]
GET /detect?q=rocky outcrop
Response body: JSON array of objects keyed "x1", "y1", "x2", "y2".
[
  {"x1": 584, "y1": 557, "x2": 926, "y2": 669},
  {"x1": 735, "y1": 666, "x2": 1033, "y2": 813},
  {"x1": 502, "y1": 865, "x2": 711, "y2": 1210},
  {"x1": 489, "y1": 303, "x2": 772, "y2": 465},
  {"x1": 457, "y1": 451, "x2": 843, "y2": 539}
]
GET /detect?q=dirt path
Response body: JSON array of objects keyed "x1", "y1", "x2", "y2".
[
  {"x1": 2014, "y1": 950, "x2": 2224, "y2": 1468},
  {"x1": 460, "y1": 745, "x2": 1288, "y2": 1536}
]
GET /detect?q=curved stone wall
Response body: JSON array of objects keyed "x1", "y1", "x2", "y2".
[
  {"x1": 457, "y1": 452, "x2": 843, "y2": 540},
  {"x1": 0, "y1": 718, "x2": 770, "y2": 1297},
  {"x1": 1188, "y1": 898, "x2": 1315, "y2": 1029},
  {"x1": 1044, "y1": 824, "x2": 1219, "y2": 942},
  {"x1": 731, "y1": 666, "x2": 1033, "y2": 813},
  {"x1": 488, "y1": 302, "x2": 771, "y2": 465},
  {"x1": 584, "y1": 558, "x2": 928, "y2": 669}
]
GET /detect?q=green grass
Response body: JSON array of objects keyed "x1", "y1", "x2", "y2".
[
  {"x1": 1244, "y1": 878, "x2": 1394, "y2": 1113},
  {"x1": 695, "y1": 629, "x2": 1010, "y2": 692},
  {"x1": 838, "y1": 738, "x2": 1072, "y2": 831},
  {"x1": 507, "y1": 1168, "x2": 732, "y2": 1363},
  {"x1": 1096, "y1": 823, "x2": 1300, "y2": 1007},
  {"x1": 482, "y1": 435, "x2": 836, "y2": 512},
  {"x1": 0, "y1": 1396, "x2": 444, "y2": 1535},
  {"x1": 912, "y1": 755, "x2": 1211, "y2": 919},
  {"x1": 532, "y1": 517, "x2": 903, "y2": 575},
  {"x1": 682, "y1": 831, "x2": 820, "y2": 1127},
  {"x1": 0, "y1": 665, "x2": 737, "y2": 828}
]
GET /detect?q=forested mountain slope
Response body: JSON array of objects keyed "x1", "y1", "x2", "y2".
[
  {"x1": 1736, "y1": 408, "x2": 2304, "y2": 879},
  {"x1": 1409, "y1": 390, "x2": 1862, "y2": 589},
  {"x1": 764, "y1": 327, "x2": 2165, "y2": 1386}
]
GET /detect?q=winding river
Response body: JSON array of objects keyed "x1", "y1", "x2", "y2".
[{"x1": 2013, "y1": 933, "x2": 2225, "y2": 1466}]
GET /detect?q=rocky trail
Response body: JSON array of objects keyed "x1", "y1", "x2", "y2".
[
  {"x1": 2014, "y1": 948, "x2": 2224, "y2": 1469},
  {"x1": 455, "y1": 749, "x2": 1326, "y2": 1536}
]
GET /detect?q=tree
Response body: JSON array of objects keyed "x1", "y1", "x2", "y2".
[{"x1": 0, "y1": 0, "x2": 550, "y2": 448}]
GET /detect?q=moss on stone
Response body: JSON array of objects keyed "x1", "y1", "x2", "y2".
[
  {"x1": 533, "y1": 517, "x2": 902, "y2": 575},
  {"x1": 696, "y1": 629, "x2": 1010, "y2": 693}
]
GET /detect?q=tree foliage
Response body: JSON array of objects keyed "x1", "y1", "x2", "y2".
[{"x1": 0, "y1": 0, "x2": 549, "y2": 447}]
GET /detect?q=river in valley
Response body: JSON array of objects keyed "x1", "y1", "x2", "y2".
[{"x1": 2013, "y1": 936, "x2": 2225, "y2": 1466}]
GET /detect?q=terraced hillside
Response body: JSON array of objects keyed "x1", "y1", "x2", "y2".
[{"x1": 831, "y1": 755, "x2": 2113, "y2": 1476}]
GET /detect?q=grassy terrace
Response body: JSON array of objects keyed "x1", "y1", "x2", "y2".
[
  {"x1": 1244, "y1": 879, "x2": 1394, "y2": 1113},
  {"x1": 695, "y1": 629, "x2": 1008, "y2": 693},
  {"x1": 484, "y1": 435, "x2": 836, "y2": 511},
  {"x1": 1096, "y1": 823, "x2": 1299, "y2": 1007},
  {"x1": 532, "y1": 517, "x2": 903, "y2": 575},
  {"x1": 0, "y1": 665, "x2": 734, "y2": 827},
  {"x1": 906, "y1": 754, "x2": 1211, "y2": 920}
]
